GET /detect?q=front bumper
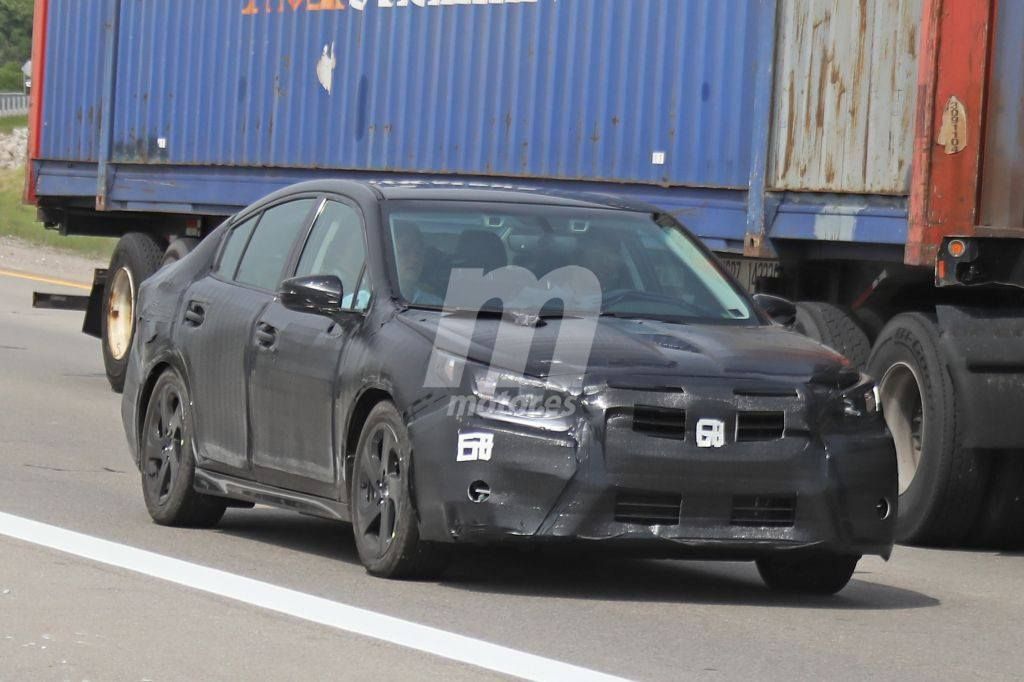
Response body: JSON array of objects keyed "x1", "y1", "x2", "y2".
[{"x1": 410, "y1": 384, "x2": 897, "y2": 559}]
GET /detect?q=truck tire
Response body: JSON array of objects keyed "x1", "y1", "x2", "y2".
[
  {"x1": 102, "y1": 233, "x2": 165, "y2": 392},
  {"x1": 161, "y1": 237, "x2": 200, "y2": 267},
  {"x1": 867, "y1": 313, "x2": 989, "y2": 546},
  {"x1": 969, "y1": 455, "x2": 1024, "y2": 549},
  {"x1": 854, "y1": 305, "x2": 889, "y2": 344},
  {"x1": 795, "y1": 302, "x2": 871, "y2": 368}
]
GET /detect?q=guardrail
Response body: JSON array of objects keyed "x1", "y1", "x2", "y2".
[{"x1": 0, "y1": 93, "x2": 29, "y2": 118}]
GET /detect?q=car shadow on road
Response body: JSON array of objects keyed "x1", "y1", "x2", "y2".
[
  {"x1": 215, "y1": 509, "x2": 361, "y2": 563},
  {"x1": 439, "y1": 547, "x2": 939, "y2": 610},
  {"x1": 213, "y1": 510, "x2": 938, "y2": 610}
]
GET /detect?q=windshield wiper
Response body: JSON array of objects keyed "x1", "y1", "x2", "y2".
[
  {"x1": 442, "y1": 307, "x2": 549, "y2": 327},
  {"x1": 599, "y1": 311, "x2": 690, "y2": 323}
]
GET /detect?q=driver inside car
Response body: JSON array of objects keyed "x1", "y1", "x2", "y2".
[{"x1": 392, "y1": 221, "x2": 445, "y2": 306}]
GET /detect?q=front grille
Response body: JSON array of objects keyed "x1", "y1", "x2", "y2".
[
  {"x1": 632, "y1": 405, "x2": 686, "y2": 440},
  {"x1": 735, "y1": 411, "x2": 785, "y2": 441},
  {"x1": 614, "y1": 492, "x2": 682, "y2": 526},
  {"x1": 730, "y1": 495, "x2": 797, "y2": 527}
]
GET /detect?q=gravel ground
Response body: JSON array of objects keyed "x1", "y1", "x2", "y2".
[
  {"x1": 0, "y1": 128, "x2": 28, "y2": 170},
  {"x1": 0, "y1": 236, "x2": 106, "y2": 285}
]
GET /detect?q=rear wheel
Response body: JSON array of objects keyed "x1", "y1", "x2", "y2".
[
  {"x1": 868, "y1": 313, "x2": 989, "y2": 546},
  {"x1": 140, "y1": 369, "x2": 226, "y2": 527},
  {"x1": 854, "y1": 305, "x2": 889, "y2": 344},
  {"x1": 795, "y1": 302, "x2": 871, "y2": 367},
  {"x1": 102, "y1": 233, "x2": 164, "y2": 392},
  {"x1": 350, "y1": 401, "x2": 448, "y2": 579},
  {"x1": 756, "y1": 553, "x2": 860, "y2": 595}
]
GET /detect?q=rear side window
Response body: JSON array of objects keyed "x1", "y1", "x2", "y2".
[
  {"x1": 215, "y1": 215, "x2": 258, "y2": 279},
  {"x1": 295, "y1": 201, "x2": 370, "y2": 311},
  {"x1": 236, "y1": 199, "x2": 317, "y2": 291}
]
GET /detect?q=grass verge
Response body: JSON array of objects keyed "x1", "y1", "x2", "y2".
[
  {"x1": 1, "y1": 166, "x2": 115, "y2": 260},
  {"x1": 0, "y1": 114, "x2": 28, "y2": 135}
]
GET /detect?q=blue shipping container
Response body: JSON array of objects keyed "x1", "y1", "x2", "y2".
[
  {"x1": 41, "y1": 0, "x2": 768, "y2": 185},
  {"x1": 31, "y1": 0, "x2": 911, "y2": 253}
]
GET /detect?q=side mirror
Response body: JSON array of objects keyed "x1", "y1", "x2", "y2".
[
  {"x1": 279, "y1": 275, "x2": 344, "y2": 317},
  {"x1": 752, "y1": 293, "x2": 797, "y2": 326}
]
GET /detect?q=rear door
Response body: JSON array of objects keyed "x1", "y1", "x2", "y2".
[
  {"x1": 179, "y1": 197, "x2": 318, "y2": 475},
  {"x1": 248, "y1": 198, "x2": 371, "y2": 497}
]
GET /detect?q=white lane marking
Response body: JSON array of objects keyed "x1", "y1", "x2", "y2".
[{"x1": 0, "y1": 512, "x2": 627, "y2": 682}]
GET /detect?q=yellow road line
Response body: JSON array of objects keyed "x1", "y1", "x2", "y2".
[{"x1": 0, "y1": 268, "x2": 92, "y2": 291}]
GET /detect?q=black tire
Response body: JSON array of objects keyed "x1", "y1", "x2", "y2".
[
  {"x1": 102, "y1": 233, "x2": 165, "y2": 392},
  {"x1": 140, "y1": 369, "x2": 227, "y2": 527},
  {"x1": 795, "y1": 301, "x2": 871, "y2": 368},
  {"x1": 350, "y1": 401, "x2": 449, "y2": 579},
  {"x1": 868, "y1": 313, "x2": 989, "y2": 546},
  {"x1": 756, "y1": 553, "x2": 860, "y2": 595},
  {"x1": 969, "y1": 454, "x2": 1024, "y2": 549},
  {"x1": 854, "y1": 305, "x2": 889, "y2": 344},
  {"x1": 161, "y1": 237, "x2": 200, "y2": 267}
]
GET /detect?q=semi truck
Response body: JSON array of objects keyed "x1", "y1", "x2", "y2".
[{"x1": 24, "y1": 0, "x2": 1024, "y2": 547}]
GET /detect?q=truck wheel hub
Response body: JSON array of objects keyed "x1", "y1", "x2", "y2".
[
  {"x1": 107, "y1": 266, "x2": 135, "y2": 361},
  {"x1": 879, "y1": 361, "x2": 926, "y2": 495}
]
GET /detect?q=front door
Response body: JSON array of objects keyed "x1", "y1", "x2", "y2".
[{"x1": 248, "y1": 198, "x2": 370, "y2": 497}]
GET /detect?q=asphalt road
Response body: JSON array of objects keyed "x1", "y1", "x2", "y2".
[{"x1": 1, "y1": 269, "x2": 1022, "y2": 681}]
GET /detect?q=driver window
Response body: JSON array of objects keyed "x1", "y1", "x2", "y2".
[{"x1": 295, "y1": 200, "x2": 370, "y2": 311}]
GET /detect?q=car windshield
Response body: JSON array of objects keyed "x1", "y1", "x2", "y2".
[{"x1": 383, "y1": 200, "x2": 754, "y2": 324}]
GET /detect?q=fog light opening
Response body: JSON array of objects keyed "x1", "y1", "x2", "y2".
[
  {"x1": 876, "y1": 497, "x2": 892, "y2": 520},
  {"x1": 468, "y1": 481, "x2": 491, "y2": 503}
]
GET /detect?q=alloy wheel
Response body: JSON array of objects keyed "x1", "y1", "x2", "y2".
[
  {"x1": 355, "y1": 424, "x2": 404, "y2": 559},
  {"x1": 144, "y1": 382, "x2": 185, "y2": 505}
]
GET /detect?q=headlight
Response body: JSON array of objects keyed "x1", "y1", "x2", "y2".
[
  {"x1": 838, "y1": 376, "x2": 881, "y2": 418},
  {"x1": 472, "y1": 370, "x2": 577, "y2": 420},
  {"x1": 425, "y1": 349, "x2": 466, "y2": 388}
]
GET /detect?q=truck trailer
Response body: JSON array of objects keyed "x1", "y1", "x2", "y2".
[{"x1": 24, "y1": 0, "x2": 1024, "y2": 547}]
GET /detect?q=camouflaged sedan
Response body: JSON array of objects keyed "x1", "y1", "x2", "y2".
[{"x1": 122, "y1": 180, "x2": 897, "y2": 594}]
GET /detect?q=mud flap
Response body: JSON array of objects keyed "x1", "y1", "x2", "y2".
[
  {"x1": 936, "y1": 305, "x2": 1024, "y2": 450},
  {"x1": 82, "y1": 268, "x2": 108, "y2": 339}
]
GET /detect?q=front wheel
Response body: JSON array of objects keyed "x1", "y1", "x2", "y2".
[
  {"x1": 756, "y1": 553, "x2": 860, "y2": 595},
  {"x1": 350, "y1": 401, "x2": 448, "y2": 579},
  {"x1": 140, "y1": 369, "x2": 226, "y2": 527}
]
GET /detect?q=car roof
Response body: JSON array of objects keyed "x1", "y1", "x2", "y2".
[{"x1": 260, "y1": 179, "x2": 661, "y2": 214}]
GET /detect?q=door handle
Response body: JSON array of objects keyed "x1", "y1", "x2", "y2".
[
  {"x1": 184, "y1": 301, "x2": 206, "y2": 327},
  {"x1": 255, "y1": 322, "x2": 278, "y2": 350}
]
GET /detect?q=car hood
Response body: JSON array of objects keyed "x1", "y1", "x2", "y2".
[{"x1": 398, "y1": 311, "x2": 850, "y2": 390}]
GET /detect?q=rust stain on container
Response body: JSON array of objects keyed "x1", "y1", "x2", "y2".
[{"x1": 770, "y1": 0, "x2": 923, "y2": 195}]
